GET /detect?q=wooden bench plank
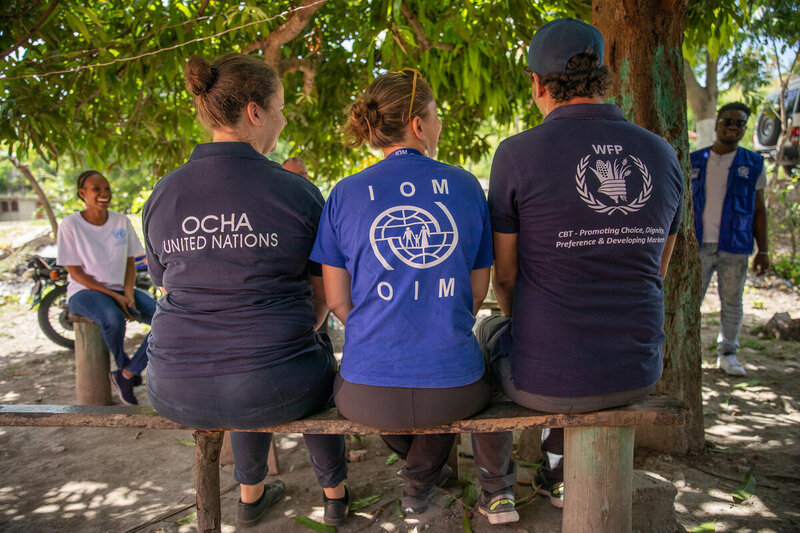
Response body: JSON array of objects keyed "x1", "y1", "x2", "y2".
[{"x1": 0, "y1": 393, "x2": 686, "y2": 433}]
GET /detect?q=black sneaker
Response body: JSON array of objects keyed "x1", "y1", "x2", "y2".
[
  {"x1": 131, "y1": 373, "x2": 143, "y2": 387},
  {"x1": 109, "y1": 370, "x2": 138, "y2": 406},
  {"x1": 534, "y1": 469, "x2": 564, "y2": 508},
  {"x1": 323, "y1": 485, "x2": 350, "y2": 526},
  {"x1": 402, "y1": 464, "x2": 452, "y2": 514},
  {"x1": 237, "y1": 481, "x2": 286, "y2": 527},
  {"x1": 478, "y1": 489, "x2": 519, "y2": 525}
]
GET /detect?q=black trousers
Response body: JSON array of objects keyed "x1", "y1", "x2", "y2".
[{"x1": 334, "y1": 372, "x2": 498, "y2": 495}]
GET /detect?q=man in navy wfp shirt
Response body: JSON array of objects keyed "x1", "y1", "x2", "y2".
[{"x1": 477, "y1": 18, "x2": 683, "y2": 507}]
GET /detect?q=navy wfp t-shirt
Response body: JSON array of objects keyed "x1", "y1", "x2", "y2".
[
  {"x1": 489, "y1": 104, "x2": 683, "y2": 397},
  {"x1": 143, "y1": 143, "x2": 324, "y2": 377},
  {"x1": 311, "y1": 149, "x2": 493, "y2": 388}
]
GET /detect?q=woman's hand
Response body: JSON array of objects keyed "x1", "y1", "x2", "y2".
[{"x1": 110, "y1": 292, "x2": 135, "y2": 321}]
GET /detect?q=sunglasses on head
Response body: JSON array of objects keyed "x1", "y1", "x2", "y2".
[{"x1": 718, "y1": 118, "x2": 747, "y2": 128}]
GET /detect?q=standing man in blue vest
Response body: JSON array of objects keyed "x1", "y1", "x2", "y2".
[{"x1": 691, "y1": 103, "x2": 768, "y2": 377}]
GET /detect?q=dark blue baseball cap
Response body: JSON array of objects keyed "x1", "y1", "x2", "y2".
[{"x1": 528, "y1": 18, "x2": 604, "y2": 76}]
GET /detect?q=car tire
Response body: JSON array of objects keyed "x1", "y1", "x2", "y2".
[{"x1": 756, "y1": 113, "x2": 781, "y2": 146}]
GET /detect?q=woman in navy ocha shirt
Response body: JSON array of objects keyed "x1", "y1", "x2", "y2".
[
  {"x1": 143, "y1": 53, "x2": 349, "y2": 528},
  {"x1": 311, "y1": 71, "x2": 518, "y2": 524}
]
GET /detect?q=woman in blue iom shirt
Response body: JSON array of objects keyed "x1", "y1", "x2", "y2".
[
  {"x1": 311, "y1": 71, "x2": 518, "y2": 524},
  {"x1": 142, "y1": 53, "x2": 348, "y2": 528}
]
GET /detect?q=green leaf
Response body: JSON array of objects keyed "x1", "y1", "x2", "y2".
[
  {"x1": 731, "y1": 467, "x2": 756, "y2": 503},
  {"x1": 393, "y1": 498, "x2": 405, "y2": 518},
  {"x1": 175, "y1": 511, "x2": 197, "y2": 525},
  {"x1": 350, "y1": 493, "x2": 382, "y2": 511},
  {"x1": 175, "y1": 438, "x2": 195, "y2": 447},
  {"x1": 516, "y1": 460, "x2": 542, "y2": 469},
  {"x1": 733, "y1": 379, "x2": 762, "y2": 389},
  {"x1": 291, "y1": 516, "x2": 335, "y2": 532},
  {"x1": 385, "y1": 452, "x2": 399, "y2": 466},
  {"x1": 690, "y1": 522, "x2": 717, "y2": 532},
  {"x1": 461, "y1": 483, "x2": 477, "y2": 508},
  {"x1": 462, "y1": 512, "x2": 473, "y2": 532}
]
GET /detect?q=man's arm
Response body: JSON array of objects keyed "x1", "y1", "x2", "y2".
[
  {"x1": 660, "y1": 234, "x2": 678, "y2": 279},
  {"x1": 492, "y1": 232, "x2": 518, "y2": 316},
  {"x1": 752, "y1": 188, "x2": 769, "y2": 275}
]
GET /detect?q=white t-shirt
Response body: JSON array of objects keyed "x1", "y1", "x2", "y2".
[
  {"x1": 57, "y1": 211, "x2": 145, "y2": 300},
  {"x1": 702, "y1": 150, "x2": 767, "y2": 243}
]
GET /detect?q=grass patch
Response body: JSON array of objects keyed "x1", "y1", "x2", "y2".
[{"x1": 739, "y1": 338, "x2": 767, "y2": 351}]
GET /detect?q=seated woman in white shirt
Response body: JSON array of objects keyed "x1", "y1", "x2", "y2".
[{"x1": 57, "y1": 170, "x2": 156, "y2": 406}]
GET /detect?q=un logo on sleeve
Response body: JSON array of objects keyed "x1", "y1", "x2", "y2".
[{"x1": 369, "y1": 202, "x2": 459, "y2": 270}]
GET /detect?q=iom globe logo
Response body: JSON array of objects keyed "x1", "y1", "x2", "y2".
[{"x1": 369, "y1": 202, "x2": 459, "y2": 270}]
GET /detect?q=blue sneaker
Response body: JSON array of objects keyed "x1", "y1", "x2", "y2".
[{"x1": 109, "y1": 370, "x2": 138, "y2": 406}]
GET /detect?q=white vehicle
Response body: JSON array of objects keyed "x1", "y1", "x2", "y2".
[{"x1": 753, "y1": 78, "x2": 800, "y2": 174}]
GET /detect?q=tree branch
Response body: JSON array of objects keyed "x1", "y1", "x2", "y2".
[
  {"x1": 280, "y1": 58, "x2": 317, "y2": 96},
  {"x1": 400, "y1": 1, "x2": 455, "y2": 51},
  {"x1": 183, "y1": 0, "x2": 211, "y2": 35},
  {"x1": 5, "y1": 156, "x2": 59, "y2": 238},
  {"x1": 705, "y1": 51, "x2": 718, "y2": 101},
  {"x1": 0, "y1": 0, "x2": 60, "y2": 61},
  {"x1": 242, "y1": 0, "x2": 327, "y2": 66}
]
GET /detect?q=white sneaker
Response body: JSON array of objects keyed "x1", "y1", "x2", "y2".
[{"x1": 717, "y1": 354, "x2": 746, "y2": 376}]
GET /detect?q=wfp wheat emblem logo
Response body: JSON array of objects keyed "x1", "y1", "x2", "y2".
[
  {"x1": 369, "y1": 202, "x2": 459, "y2": 270},
  {"x1": 575, "y1": 154, "x2": 652, "y2": 214}
]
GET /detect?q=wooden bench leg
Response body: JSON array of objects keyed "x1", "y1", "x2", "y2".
[
  {"x1": 74, "y1": 320, "x2": 111, "y2": 405},
  {"x1": 563, "y1": 426, "x2": 633, "y2": 533},
  {"x1": 194, "y1": 430, "x2": 224, "y2": 533},
  {"x1": 267, "y1": 436, "x2": 280, "y2": 475},
  {"x1": 446, "y1": 434, "x2": 461, "y2": 479}
]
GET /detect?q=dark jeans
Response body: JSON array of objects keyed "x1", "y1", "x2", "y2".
[
  {"x1": 334, "y1": 372, "x2": 512, "y2": 494},
  {"x1": 147, "y1": 335, "x2": 346, "y2": 487},
  {"x1": 68, "y1": 288, "x2": 156, "y2": 375},
  {"x1": 475, "y1": 315, "x2": 655, "y2": 483}
]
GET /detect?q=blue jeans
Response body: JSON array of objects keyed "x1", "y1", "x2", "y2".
[
  {"x1": 146, "y1": 337, "x2": 347, "y2": 487},
  {"x1": 700, "y1": 243, "x2": 749, "y2": 355},
  {"x1": 68, "y1": 288, "x2": 156, "y2": 375}
]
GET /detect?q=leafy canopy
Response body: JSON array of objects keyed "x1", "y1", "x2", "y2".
[{"x1": 1, "y1": 0, "x2": 587, "y2": 189}]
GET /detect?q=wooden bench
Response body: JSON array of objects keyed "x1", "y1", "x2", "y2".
[{"x1": 0, "y1": 394, "x2": 686, "y2": 532}]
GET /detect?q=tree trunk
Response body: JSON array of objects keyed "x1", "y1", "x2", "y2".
[
  {"x1": 593, "y1": 0, "x2": 704, "y2": 455},
  {"x1": 683, "y1": 54, "x2": 718, "y2": 149},
  {"x1": 8, "y1": 156, "x2": 59, "y2": 238}
]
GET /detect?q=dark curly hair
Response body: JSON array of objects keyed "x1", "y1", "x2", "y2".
[
  {"x1": 717, "y1": 102, "x2": 751, "y2": 119},
  {"x1": 538, "y1": 52, "x2": 610, "y2": 103}
]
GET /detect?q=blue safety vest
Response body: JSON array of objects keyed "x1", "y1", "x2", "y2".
[{"x1": 690, "y1": 147, "x2": 763, "y2": 254}]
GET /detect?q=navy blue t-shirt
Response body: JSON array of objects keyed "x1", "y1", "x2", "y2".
[
  {"x1": 142, "y1": 142, "x2": 324, "y2": 377},
  {"x1": 311, "y1": 150, "x2": 493, "y2": 388},
  {"x1": 489, "y1": 104, "x2": 683, "y2": 397}
]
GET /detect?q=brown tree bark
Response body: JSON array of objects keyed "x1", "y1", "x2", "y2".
[
  {"x1": 593, "y1": 0, "x2": 705, "y2": 455},
  {"x1": 7, "y1": 156, "x2": 59, "y2": 238}
]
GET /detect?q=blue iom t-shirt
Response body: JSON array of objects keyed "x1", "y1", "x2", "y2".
[{"x1": 311, "y1": 149, "x2": 493, "y2": 388}]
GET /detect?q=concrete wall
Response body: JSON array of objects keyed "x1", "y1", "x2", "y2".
[{"x1": 0, "y1": 196, "x2": 40, "y2": 222}]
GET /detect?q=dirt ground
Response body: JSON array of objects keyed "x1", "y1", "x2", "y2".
[{"x1": 0, "y1": 227, "x2": 798, "y2": 532}]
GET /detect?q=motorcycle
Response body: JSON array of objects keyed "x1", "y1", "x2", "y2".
[{"x1": 24, "y1": 254, "x2": 153, "y2": 350}]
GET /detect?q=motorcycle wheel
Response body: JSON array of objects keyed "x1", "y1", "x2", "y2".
[{"x1": 38, "y1": 285, "x2": 76, "y2": 350}]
